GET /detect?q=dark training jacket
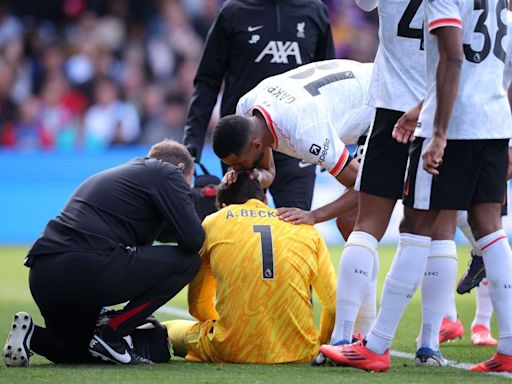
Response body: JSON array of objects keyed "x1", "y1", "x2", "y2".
[
  {"x1": 183, "y1": 0, "x2": 335, "y2": 161},
  {"x1": 27, "y1": 158, "x2": 204, "y2": 260}
]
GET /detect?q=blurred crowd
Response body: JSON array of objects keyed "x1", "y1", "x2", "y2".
[{"x1": 0, "y1": 0, "x2": 378, "y2": 151}]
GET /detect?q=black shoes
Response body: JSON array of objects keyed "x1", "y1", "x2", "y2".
[
  {"x1": 89, "y1": 323, "x2": 153, "y2": 365},
  {"x1": 457, "y1": 251, "x2": 486, "y2": 294},
  {"x1": 3, "y1": 312, "x2": 34, "y2": 367}
]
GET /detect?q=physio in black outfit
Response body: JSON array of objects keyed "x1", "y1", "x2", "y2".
[
  {"x1": 183, "y1": 0, "x2": 335, "y2": 210},
  {"x1": 8, "y1": 140, "x2": 203, "y2": 366}
]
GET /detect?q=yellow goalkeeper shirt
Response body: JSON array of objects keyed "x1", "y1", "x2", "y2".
[{"x1": 188, "y1": 199, "x2": 336, "y2": 363}]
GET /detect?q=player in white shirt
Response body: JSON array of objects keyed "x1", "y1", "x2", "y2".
[
  {"x1": 315, "y1": 0, "x2": 458, "y2": 368},
  {"x1": 322, "y1": 0, "x2": 512, "y2": 373},
  {"x1": 212, "y1": 59, "x2": 374, "y2": 227},
  {"x1": 447, "y1": 2, "x2": 512, "y2": 348}
]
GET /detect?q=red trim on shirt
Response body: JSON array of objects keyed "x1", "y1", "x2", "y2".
[
  {"x1": 428, "y1": 18, "x2": 462, "y2": 31},
  {"x1": 480, "y1": 236, "x2": 508, "y2": 251},
  {"x1": 253, "y1": 105, "x2": 279, "y2": 150},
  {"x1": 329, "y1": 147, "x2": 350, "y2": 177}
]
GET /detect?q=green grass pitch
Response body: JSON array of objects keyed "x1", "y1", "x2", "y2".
[{"x1": 0, "y1": 245, "x2": 510, "y2": 383}]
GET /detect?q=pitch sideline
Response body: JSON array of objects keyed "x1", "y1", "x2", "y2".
[{"x1": 158, "y1": 305, "x2": 512, "y2": 379}]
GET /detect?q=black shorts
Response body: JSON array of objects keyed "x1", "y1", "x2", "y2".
[
  {"x1": 356, "y1": 108, "x2": 410, "y2": 199},
  {"x1": 403, "y1": 138, "x2": 508, "y2": 210}
]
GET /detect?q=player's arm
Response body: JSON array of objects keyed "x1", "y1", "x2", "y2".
[
  {"x1": 278, "y1": 124, "x2": 359, "y2": 225},
  {"x1": 392, "y1": 100, "x2": 424, "y2": 144},
  {"x1": 423, "y1": 6, "x2": 463, "y2": 175},
  {"x1": 355, "y1": 0, "x2": 378, "y2": 12},
  {"x1": 183, "y1": 6, "x2": 230, "y2": 161},
  {"x1": 188, "y1": 223, "x2": 219, "y2": 321},
  {"x1": 278, "y1": 187, "x2": 358, "y2": 227},
  {"x1": 254, "y1": 147, "x2": 276, "y2": 188},
  {"x1": 311, "y1": 234, "x2": 337, "y2": 344}
]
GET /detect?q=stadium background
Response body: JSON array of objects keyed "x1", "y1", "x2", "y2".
[{"x1": 0, "y1": 0, "x2": 510, "y2": 245}]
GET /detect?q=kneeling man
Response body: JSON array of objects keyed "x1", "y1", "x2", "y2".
[
  {"x1": 164, "y1": 173, "x2": 336, "y2": 363},
  {"x1": 3, "y1": 140, "x2": 203, "y2": 366}
]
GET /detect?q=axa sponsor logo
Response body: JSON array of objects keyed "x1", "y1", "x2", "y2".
[{"x1": 255, "y1": 41, "x2": 302, "y2": 64}]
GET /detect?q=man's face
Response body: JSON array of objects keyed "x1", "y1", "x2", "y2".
[{"x1": 222, "y1": 142, "x2": 264, "y2": 171}]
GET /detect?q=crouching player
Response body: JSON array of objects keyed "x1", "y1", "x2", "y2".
[{"x1": 163, "y1": 173, "x2": 337, "y2": 363}]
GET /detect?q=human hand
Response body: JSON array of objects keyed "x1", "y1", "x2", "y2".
[
  {"x1": 222, "y1": 169, "x2": 239, "y2": 185},
  {"x1": 422, "y1": 135, "x2": 446, "y2": 175},
  {"x1": 186, "y1": 144, "x2": 200, "y2": 161},
  {"x1": 277, "y1": 207, "x2": 316, "y2": 225},
  {"x1": 392, "y1": 105, "x2": 421, "y2": 144}
]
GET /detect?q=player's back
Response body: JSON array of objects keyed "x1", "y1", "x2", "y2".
[
  {"x1": 201, "y1": 198, "x2": 334, "y2": 363},
  {"x1": 237, "y1": 59, "x2": 373, "y2": 150},
  {"x1": 239, "y1": 59, "x2": 372, "y2": 122},
  {"x1": 367, "y1": 0, "x2": 426, "y2": 111},
  {"x1": 417, "y1": 0, "x2": 511, "y2": 140}
]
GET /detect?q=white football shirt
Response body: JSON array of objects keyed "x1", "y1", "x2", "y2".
[
  {"x1": 365, "y1": 0, "x2": 426, "y2": 111},
  {"x1": 236, "y1": 59, "x2": 374, "y2": 176},
  {"x1": 503, "y1": 10, "x2": 512, "y2": 89},
  {"x1": 416, "y1": 0, "x2": 512, "y2": 140}
]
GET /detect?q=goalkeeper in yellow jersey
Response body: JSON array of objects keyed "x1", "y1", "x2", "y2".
[{"x1": 163, "y1": 173, "x2": 336, "y2": 363}]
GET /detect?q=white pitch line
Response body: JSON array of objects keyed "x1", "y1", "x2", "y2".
[
  {"x1": 158, "y1": 305, "x2": 512, "y2": 379},
  {"x1": 391, "y1": 350, "x2": 512, "y2": 379},
  {"x1": 156, "y1": 305, "x2": 194, "y2": 320}
]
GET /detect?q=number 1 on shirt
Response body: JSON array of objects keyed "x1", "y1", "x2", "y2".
[{"x1": 253, "y1": 225, "x2": 275, "y2": 280}]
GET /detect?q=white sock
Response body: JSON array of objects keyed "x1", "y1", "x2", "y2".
[
  {"x1": 331, "y1": 231, "x2": 378, "y2": 343},
  {"x1": 445, "y1": 289, "x2": 458, "y2": 322},
  {"x1": 477, "y1": 230, "x2": 512, "y2": 355},
  {"x1": 366, "y1": 233, "x2": 431, "y2": 354},
  {"x1": 472, "y1": 279, "x2": 493, "y2": 330},
  {"x1": 354, "y1": 251, "x2": 379, "y2": 337},
  {"x1": 418, "y1": 240, "x2": 458, "y2": 351},
  {"x1": 457, "y1": 211, "x2": 482, "y2": 255}
]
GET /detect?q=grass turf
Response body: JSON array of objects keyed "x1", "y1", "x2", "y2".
[{"x1": 0, "y1": 245, "x2": 509, "y2": 383}]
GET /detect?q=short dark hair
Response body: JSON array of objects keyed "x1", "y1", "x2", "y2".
[
  {"x1": 212, "y1": 115, "x2": 252, "y2": 158},
  {"x1": 216, "y1": 172, "x2": 265, "y2": 207},
  {"x1": 148, "y1": 139, "x2": 194, "y2": 175}
]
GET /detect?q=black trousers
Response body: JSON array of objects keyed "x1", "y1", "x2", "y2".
[
  {"x1": 221, "y1": 151, "x2": 316, "y2": 210},
  {"x1": 28, "y1": 245, "x2": 200, "y2": 364}
]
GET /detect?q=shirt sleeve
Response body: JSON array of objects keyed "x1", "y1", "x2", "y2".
[
  {"x1": 183, "y1": 5, "x2": 230, "y2": 161},
  {"x1": 294, "y1": 120, "x2": 350, "y2": 177},
  {"x1": 426, "y1": 0, "x2": 463, "y2": 32},
  {"x1": 152, "y1": 166, "x2": 205, "y2": 254},
  {"x1": 188, "y1": 221, "x2": 219, "y2": 321},
  {"x1": 355, "y1": 0, "x2": 378, "y2": 12},
  {"x1": 311, "y1": 234, "x2": 337, "y2": 345}
]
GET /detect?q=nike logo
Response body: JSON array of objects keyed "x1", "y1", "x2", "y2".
[
  {"x1": 298, "y1": 160, "x2": 314, "y2": 168},
  {"x1": 93, "y1": 335, "x2": 131, "y2": 364},
  {"x1": 248, "y1": 25, "x2": 263, "y2": 32}
]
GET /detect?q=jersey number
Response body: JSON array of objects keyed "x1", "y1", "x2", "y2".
[
  {"x1": 397, "y1": 0, "x2": 424, "y2": 50},
  {"x1": 303, "y1": 71, "x2": 355, "y2": 96},
  {"x1": 253, "y1": 225, "x2": 274, "y2": 280},
  {"x1": 464, "y1": 0, "x2": 507, "y2": 63}
]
